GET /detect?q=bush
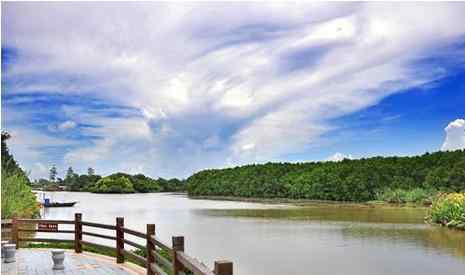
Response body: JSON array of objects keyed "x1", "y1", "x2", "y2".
[
  {"x1": 430, "y1": 193, "x2": 465, "y2": 230},
  {"x1": 375, "y1": 188, "x2": 436, "y2": 204},
  {"x1": 1, "y1": 173, "x2": 39, "y2": 218},
  {"x1": 90, "y1": 176, "x2": 135, "y2": 193}
]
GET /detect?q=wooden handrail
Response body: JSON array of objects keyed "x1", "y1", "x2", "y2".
[
  {"x1": 150, "y1": 263, "x2": 168, "y2": 275},
  {"x1": 18, "y1": 219, "x2": 74, "y2": 224},
  {"x1": 148, "y1": 235, "x2": 172, "y2": 253},
  {"x1": 177, "y1": 251, "x2": 216, "y2": 275},
  {"x1": 8, "y1": 213, "x2": 233, "y2": 275},
  {"x1": 81, "y1": 221, "x2": 117, "y2": 230},
  {"x1": 122, "y1": 249, "x2": 148, "y2": 267},
  {"x1": 82, "y1": 231, "x2": 116, "y2": 241},
  {"x1": 1, "y1": 219, "x2": 12, "y2": 226},
  {"x1": 122, "y1": 227, "x2": 146, "y2": 238},
  {"x1": 123, "y1": 239, "x2": 145, "y2": 250},
  {"x1": 19, "y1": 229, "x2": 74, "y2": 233},
  {"x1": 152, "y1": 249, "x2": 172, "y2": 269}
]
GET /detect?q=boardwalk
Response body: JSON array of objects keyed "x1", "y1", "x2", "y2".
[
  {"x1": 1, "y1": 249, "x2": 144, "y2": 275},
  {"x1": 1, "y1": 215, "x2": 232, "y2": 275}
]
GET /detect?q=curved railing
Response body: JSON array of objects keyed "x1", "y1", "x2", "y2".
[{"x1": 1, "y1": 213, "x2": 233, "y2": 275}]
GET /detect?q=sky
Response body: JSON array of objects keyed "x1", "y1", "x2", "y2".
[{"x1": 1, "y1": 2, "x2": 465, "y2": 180}]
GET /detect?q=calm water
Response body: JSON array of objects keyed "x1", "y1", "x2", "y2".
[{"x1": 39, "y1": 192, "x2": 465, "y2": 275}]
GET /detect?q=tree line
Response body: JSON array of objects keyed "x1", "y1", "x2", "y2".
[
  {"x1": 33, "y1": 166, "x2": 186, "y2": 193},
  {"x1": 187, "y1": 150, "x2": 465, "y2": 202}
]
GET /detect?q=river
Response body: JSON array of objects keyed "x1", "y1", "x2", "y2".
[{"x1": 38, "y1": 192, "x2": 465, "y2": 275}]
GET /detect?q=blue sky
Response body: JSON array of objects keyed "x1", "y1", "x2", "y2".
[{"x1": 2, "y1": 2, "x2": 465, "y2": 179}]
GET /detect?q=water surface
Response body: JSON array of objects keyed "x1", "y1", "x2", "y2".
[{"x1": 39, "y1": 192, "x2": 465, "y2": 275}]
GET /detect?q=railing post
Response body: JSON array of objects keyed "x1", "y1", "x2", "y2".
[
  {"x1": 12, "y1": 217, "x2": 19, "y2": 249},
  {"x1": 116, "y1": 217, "x2": 124, "y2": 263},
  {"x1": 172, "y1": 236, "x2": 184, "y2": 275},
  {"x1": 214, "y1": 261, "x2": 233, "y2": 275},
  {"x1": 74, "y1": 213, "x2": 82, "y2": 253},
  {"x1": 146, "y1": 224, "x2": 155, "y2": 275}
]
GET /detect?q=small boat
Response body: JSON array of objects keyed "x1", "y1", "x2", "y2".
[
  {"x1": 42, "y1": 197, "x2": 77, "y2": 208},
  {"x1": 43, "y1": 201, "x2": 77, "y2": 208}
]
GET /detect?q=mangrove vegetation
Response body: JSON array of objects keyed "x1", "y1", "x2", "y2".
[{"x1": 187, "y1": 150, "x2": 465, "y2": 203}]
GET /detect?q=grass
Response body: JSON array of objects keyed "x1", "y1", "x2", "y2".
[{"x1": 429, "y1": 192, "x2": 465, "y2": 230}]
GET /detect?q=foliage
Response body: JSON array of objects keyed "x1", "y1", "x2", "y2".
[
  {"x1": 375, "y1": 188, "x2": 437, "y2": 204},
  {"x1": 158, "y1": 178, "x2": 186, "y2": 192},
  {"x1": 1, "y1": 131, "x2": 39, "y2": 218},
  {"x1": 89, "y1": 176, "x2": 135, "y2": 193},
  {"x1": 68, "y1": 174, "x2": 102, "y2": 191},
  {"x1": 187, "y1": 150, "x2": 465, "y2": 202},
  {"x1": 1, "y1": 173, "x2": 40, "y2": 218},
  {"x1": 105, "y1": 173, "x2": 162, "y2": 193},
  {"x1": 49, "y1": 165, "x2": 57, "y2": 182},
  {"x1": 1, "y1": 131, "x2": 30, "y2": 183},
  {"x1": 33, "y1": 168, "x2": 187, "y2": 193},
  {"x1": 429, "y1": 193, "x2": 465, "y2": 230}
]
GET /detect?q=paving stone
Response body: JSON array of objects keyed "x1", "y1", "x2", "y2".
[{"x1": 1, "y1": 249, "x2": 135, "y2": 275}]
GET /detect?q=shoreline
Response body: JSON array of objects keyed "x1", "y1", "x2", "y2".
[{"x1": 188, "y1": 195, "x2": 430, "y2": 209}]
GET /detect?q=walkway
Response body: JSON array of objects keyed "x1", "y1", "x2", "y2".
[{"x1": 1, "y1": 249, "x2": 145, "y2": 275}]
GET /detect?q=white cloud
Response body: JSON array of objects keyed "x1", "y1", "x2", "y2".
[
  {"x1": 58, "y1": 120, "x2": 77, "y2": 131},
  {"x1": 326, "y1": 152, "x2": 353, "y2": 162},
  {"x1": 441, "y1": 119, "x2": 465, "y2": 151},
  {"x1": 48, "y1": 120, "x2": 77, "y2": 132},
  {"x1": 3, "y1": 2, "x2": 465, "y2": 178}
]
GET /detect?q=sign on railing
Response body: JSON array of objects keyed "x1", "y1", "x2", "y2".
[{"x1": 38, "y1": 222, "x2": 58, "y2": 232}]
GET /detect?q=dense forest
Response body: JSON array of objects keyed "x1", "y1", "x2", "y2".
[
  {"x1": 187, "y1": 150, "x2": 465, "y2": 202},
  {"x1": 1, "y1": 132, "x2": 39, "y2": 218}
]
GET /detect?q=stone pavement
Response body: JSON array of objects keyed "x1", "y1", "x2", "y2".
[{"x1": 1, "y1": 249, "x2": 144, "y2": 275}]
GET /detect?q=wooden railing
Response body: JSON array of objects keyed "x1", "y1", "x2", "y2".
[{"x1": 1, "y1": 214, "x2": 233, "y2": 275}]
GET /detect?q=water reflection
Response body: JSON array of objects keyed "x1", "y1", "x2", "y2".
[{"x1": 203, "y1": 205, "x2": 428, "y2": 223}]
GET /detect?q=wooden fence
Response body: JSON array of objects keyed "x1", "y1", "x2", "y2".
[{"x1": 1, "y1": 214, "x2": 233, "y2": 275}]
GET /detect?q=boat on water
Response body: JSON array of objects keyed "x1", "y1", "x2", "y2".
[
  {"x1": 43, "y1": 201, "x2": 77, "y2": 207},
  {"x1": 36, "y1": 192, "x2": 78, "y2": 208}
]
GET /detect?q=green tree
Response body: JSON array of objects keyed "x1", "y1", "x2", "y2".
[
  {"x1": 187, "y1": 150, "x2": 465, "y2": 202},
  {"x1": 88, "y1": 167, "x2": 95, "y2": 176},
  {"x1": 1, "y1": 132, "x2": 30, "y2": 184},
  {"x1": 91, "y1": 176, "x2": 135, "y2": 193},
  {"x1": 1, "y1": 131, "x2": 39, "y2": 218},
  {"x1": 49, "y1": 165, "x2": 58, "y2": 182}
]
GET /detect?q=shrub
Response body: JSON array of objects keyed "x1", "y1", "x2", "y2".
[
  {"x1": 430, "y1": 193, "x2": 465, "y2": 230},
  {"x1": 374, "y1": 188, "x2": 436, "y2": 204},
  {"x1": 1, "y1": 173, "x2": 39, "y2": 218}
]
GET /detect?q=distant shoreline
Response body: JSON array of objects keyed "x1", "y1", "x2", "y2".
[{"x1": 188, "y1": 195, "x2": 429, "y2": 208}]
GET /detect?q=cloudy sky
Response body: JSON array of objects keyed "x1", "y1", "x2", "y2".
[{"x1": 2, "y1": 2, "x2": 465, "y2": 179}]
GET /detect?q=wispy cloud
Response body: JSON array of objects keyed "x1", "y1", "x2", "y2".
[{"x1": 2, "y1": 2, "x2": 465, "y2": 178}]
